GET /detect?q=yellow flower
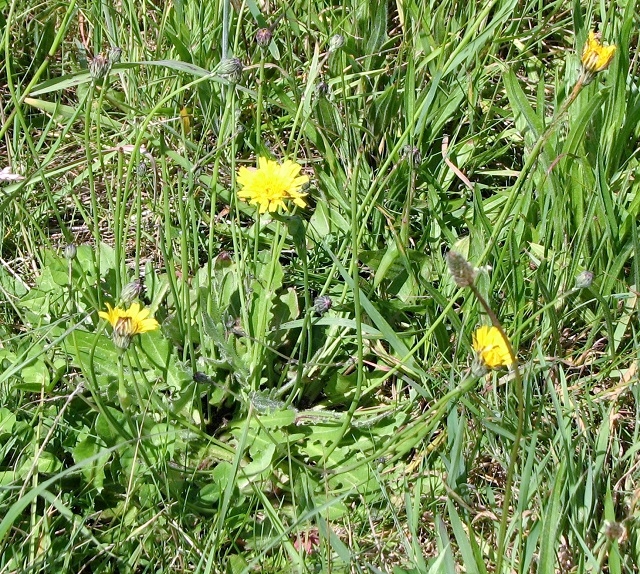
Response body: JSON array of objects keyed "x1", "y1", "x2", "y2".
[
  {"x1": 472, "y1": 325, "x2": 513, "y2": 369},
  {"x1": 99, "y1": 302, "x2": 159, "y2": 349},
  {"x1": 237, "y1": 157, "x2": 309, "y2": 214},
  {"x1": 581, "y1": 31, "x2": 616, "y2": 75}
]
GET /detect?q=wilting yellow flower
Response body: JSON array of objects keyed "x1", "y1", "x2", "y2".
[
  {"x1": 237, "y1": 157, "x2": 309, "y2": 214},
  {"x1": 179, "y1": 106, "x2": 192, "y2": 135},
  {"x1": 472, "y1": 325, "x2": 513, "y2": 369},
  {"x1": 99, "y1": 302, "x2": 159, "y2": 349},
  {"x1": 581, "y1": 31, "x2": 616, "y2": 75}
]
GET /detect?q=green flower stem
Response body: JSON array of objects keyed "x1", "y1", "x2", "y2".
[
  {"x1": 480, "y1": 78, "x2": 585, "y2": 573},
  {"x1": 256, "y1": 54, "x2": 266, "y2": 147},
  {"x1": 71, "y1": 328, "x2": 132, "y2": 443},
  {"x1": 253, "y1": 211, "x2": 261, "y2": 269},
  {"x1": 322, "y1": 155, "x2": 365, "y2": 463},
  {"x1": 177, "y1": 174, "x2": 196, "y2": 367},
  {"x1": 479, "y1": 78, "x2": 585, "y2": 267},
  {"x1": 0, "y1": 0, "x2": 78, "y2": 140},
  {"x1": 66, "y1": 257, "x2": 75, "y2": 315},
  {"x1": 282, "y1": 305, "x2": 312, "y2": 407},
  {"x1": 114, "y1": 148, "x2": 126, "y2": 294},
  {"x1": 250, "y1": 217, "x2": 284, "y2": 391},
  {"x1": 83, "y1": 82, "x2": 102, "y2": 306},
  {"x1": 283, "y1": 223, "x2": 313, "y2": 407},
  {"x1": 470, "y1": 285, "x2": 523, "y2": 572},
  {"x1": 117, "y1": 350, "x2": 129, "y2": 409}
]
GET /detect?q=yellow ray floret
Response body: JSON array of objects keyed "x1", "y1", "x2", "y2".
[
  {"x1": 99, "y1": 302, "x2": 159, "y2": 348},
  {"x1": 472, "y1": 325, "x2": 513, "y2": 369},
  {"x1": 237, "y1": 157, "x2": 309, "y2": 214},
  {"x1": 581, "y1": 31, "x2": 616, "y2": 74}
]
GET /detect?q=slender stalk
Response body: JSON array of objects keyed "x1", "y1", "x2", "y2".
[
  {"x1": 0, "y1": 0, "x2": 78, "y2": 140},
  {"x1": 486, "y1": 77, "x2": 586, "y2": 573},
  {"x1": 256, "y1": 55, "x2": 266, "y2": 147},
  {"x1": 323, "y1": 153, "x2": 364, "y2": 463},
  {"x1": 471, "y1": 286, "x2": 523, "y2": 572},
  {"x1": 479, "y1": 78, "x2": 586, "y2": 268}
]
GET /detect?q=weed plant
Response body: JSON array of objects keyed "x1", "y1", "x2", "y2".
[{"x1": 1, "y1": 0, "x2": 640, "y2": 572}]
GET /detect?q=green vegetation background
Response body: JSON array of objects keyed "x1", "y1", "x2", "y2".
[{"x1": 1, "y1": 0, "x2": 639, "y2": 572}]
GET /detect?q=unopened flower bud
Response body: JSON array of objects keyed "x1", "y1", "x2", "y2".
[
  {"x1": 328, "y1": 34, "x2": 344, "y2": 53},
  {"x1": 446, "y1": 251, "x2": 476, "y2": 288},
  {"x1": 255, "y1": 28, "x2": 272, "y2": 48},
  {"x1": 316, "y1": 80, "x2": 329, "y2": 96},
  {"x1": 120, "y1": 279, "x2": 144, "y2": 305},
  {"x1": 313, "y1": 295, "x2": 332, "y2": 316},
  {"x1": 575, "y1": 270, "x2": 594, "y2": 290},
  {"x1": 193, "y1": 371, "x2": 212, "y2": 384},
  {"x1": 112, "y1": 316, "x2": 133, "y2": 349},
  {"x1": 108, "y1": 46, "x2": 123, "y2": 64},
  {"x1": 402, "y1": 145, "x2": 421, "y2": 165},
  {"x1": 218, "y1": 57, "x2": 243, "y2": 84},
  {"x1": 63, "y1": 243, "x2": 77, "y2": 260},
  {"x1": 89, "y1": 54, "x2": 110, "y2": 81},
  {"x1": 604, "y1": 520, "x2": 626, "y2": 543},
  {"x1": 137, "y1": 161, "x2": 148, "y2": 176}
]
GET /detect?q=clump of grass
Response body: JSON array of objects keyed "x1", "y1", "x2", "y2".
[{"x1": 1, "y1": 0, "x2": 639, "y2": 572}]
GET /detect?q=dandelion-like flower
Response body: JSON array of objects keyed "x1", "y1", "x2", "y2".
[
  {"x1": 99, "y1": 302, "x2": 159, "y2": 349},
  {"x1": 580, "y1": 31, "x2": 616, "y2": 81},
  {"x1": 472, "y1": 325, "x2": 513, "y2": 369},
  {"x1": 237, "y1": 157, "x2": 309, "y2": 214}
]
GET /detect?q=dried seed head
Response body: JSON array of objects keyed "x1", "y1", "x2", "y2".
[{"x1": 446, "y1": 250, "x2": 476, "y2": 288}]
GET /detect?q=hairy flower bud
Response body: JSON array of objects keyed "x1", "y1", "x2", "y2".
[
  {"x1": 313, "y1": 295, "x2": 333, "y2": 316},
  {"x1": 328, "y1": 34, "x2": 345, "y2": 53},
  {"x1": 446, "y1": 251, "x2": 476, "y2": 288},
  {"x1": 218, "y1": 57, "x2": 243, "y2": 84},
  {"x1": 89, "y1": 54, "x2": 110, "y2": 81},
  {"x1": 120, "y1": 279, "x2": 144, "y2": 305},
  {"x1": 108, "y1": 46, "x2": 123, "y2": 65},
  {"x1": 63, "y1": 243, "x2": 77, "y2": 260},
  {"x1": 255, "y1": 28, "x2": 272, "y2": 48},
  {"x1": 316, "y1": 80, "x2": 329, "y2": 97},
  {"x1": 574, "y1": 270, "x2": 594, "y2": 289}
]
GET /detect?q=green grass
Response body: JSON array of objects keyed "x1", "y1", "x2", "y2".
[{"x1": 1, "y1": 0, "x2": 640, "y2": 572}]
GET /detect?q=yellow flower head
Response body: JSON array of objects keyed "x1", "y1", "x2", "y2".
[
  {"x1": 581, "y1": 31, "x2": 616, "y2": 75},
  {"x1": 237, "y1": 157, "x2": 309, "y2": 214},
  {"x1": 99, "y1": 302, "x2": 159, "y2": 349},
  {"x1": 472, "y1": 325, "x2": 513, "y2": 369}
]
